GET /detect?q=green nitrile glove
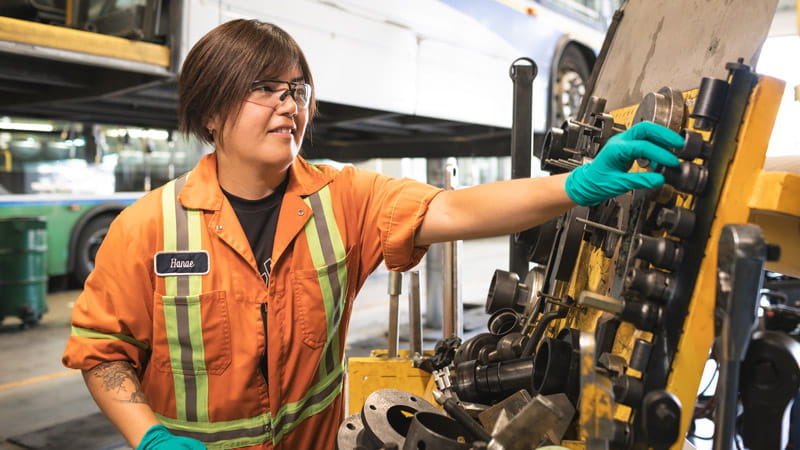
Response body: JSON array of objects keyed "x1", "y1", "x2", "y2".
[
  {"x1": 565, "y1": 121, "x2": 683, "y2": 206},
  {"x1": 137, "y1": 424, "x2": 206, "y2": 450}
]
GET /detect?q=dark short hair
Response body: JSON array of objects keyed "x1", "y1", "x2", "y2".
[{"x1": 177, "y1": 19, "x2": 316, "y2": 146}]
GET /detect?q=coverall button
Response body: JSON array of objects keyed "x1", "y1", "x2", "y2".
[{"x1": 297, "y1": 209, "x2": 305, "y2": 216}]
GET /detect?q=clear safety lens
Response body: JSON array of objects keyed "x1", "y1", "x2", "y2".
[{"x1": 249, "y1": 79, "x2": 311, "y2": 109}]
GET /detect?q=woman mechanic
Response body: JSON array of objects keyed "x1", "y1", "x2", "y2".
[{"x1": 62, "y1": 19, "x2": 683, "y2": 450}]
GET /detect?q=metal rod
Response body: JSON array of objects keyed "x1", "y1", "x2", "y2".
[
  {"x1": 509, "y1": 58, "x2": 537, "y2": 279},
  {"x1": 442, "y1": 162, "x2": 463, "y2": 339},
  {"x1": 574, "y1": 216, "x2": 625, "y2": 235},
  {"x1": 409, "y1": 271, "x2": 422, "y2": 355},
  {"x1": 387, "y1": 271, "x2": 402, "y2": 358}
]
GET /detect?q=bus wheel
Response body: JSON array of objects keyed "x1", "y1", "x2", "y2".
[
  {"x1": 73, "y1": 215, "x2": 115, "y2": 286},
  {"x1": 552, "y1": 45, "x2": 591, "y2": 126}
]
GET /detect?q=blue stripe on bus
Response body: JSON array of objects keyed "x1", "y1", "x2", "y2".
[{"x1": 0, "y1": 196, "x2": 141, "y2": 207}]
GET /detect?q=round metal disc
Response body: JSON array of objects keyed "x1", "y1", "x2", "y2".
[
  {"x1": 337, "y1": 413, "x2": 367, "y2": 450},
  {"x1": 361, "y1": 389, "x2": 440, "y2": 447},
  {"x1": 631, "y1": 86, "x2": 685, "y2": 132}
]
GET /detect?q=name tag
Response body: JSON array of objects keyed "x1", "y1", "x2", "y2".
[{"x1": 154, "y1": 251, "x2": 210, "y2": 276}]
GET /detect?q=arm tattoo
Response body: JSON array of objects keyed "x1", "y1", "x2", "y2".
[{"x1": 88, "y1": 361, "x2": 149, "y2": 404}]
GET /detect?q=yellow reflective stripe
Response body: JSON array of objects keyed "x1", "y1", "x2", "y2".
[
  {"x1": 70, "y1": 325, "x2": 149, "y2": 350},
  {"x1": 271, "y1": 362, "x2": 345, "y2": 444},
  {"x1": 161, "y1": 180, "x2": 177, "y2": 296},
  {"x1": 185, "y1": 207, "x2": 208, "y2": 421}
]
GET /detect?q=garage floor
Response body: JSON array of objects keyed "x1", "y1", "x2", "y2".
[{"x1": 0, "y1": 237, "x2": 507, "y2": 449}]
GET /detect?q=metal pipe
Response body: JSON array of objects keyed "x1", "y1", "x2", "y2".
[
  {"x1": 387, "y1": 271, "x2": 402, "y2": 358},
  {"x1": 443, "y1": 162, "x2": 463, "y2": 339},
  {"x1": 409, "y1": 270, "x2": 422, "y2": 355}
]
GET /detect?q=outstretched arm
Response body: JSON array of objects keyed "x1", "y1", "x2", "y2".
[{"x1": 416, "y1": 122, "x2": 684, "y2": 246}]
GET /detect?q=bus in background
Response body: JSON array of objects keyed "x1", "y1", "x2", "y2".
[
  {"x1": 0, "y1": 0, "x2": 620, "y2": 286},
  {"x1": 0, "y1": 120, "x2": 208, "y2": 288}
]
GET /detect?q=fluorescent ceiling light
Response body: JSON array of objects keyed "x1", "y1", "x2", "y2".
[{"x1": 0, "y1": 122, "x2": 54, "y2": 132}]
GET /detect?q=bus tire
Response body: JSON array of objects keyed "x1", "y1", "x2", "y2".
[
  {"x1": 73, "y1": 214, "x2": 115, "y2": 286},
  {"x1": 552, "y1": 45, "x2": 592, "y2": 126}
]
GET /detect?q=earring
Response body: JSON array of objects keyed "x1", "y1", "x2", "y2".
[{"x1": 207, "y1": 128, "x2": 215, "y2": 138}]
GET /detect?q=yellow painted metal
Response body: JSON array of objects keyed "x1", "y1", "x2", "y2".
[
  {"x1": 749, "y1": 171, "x2": 800, "y2": 277},
  {"x1": 346, "y1": 350, "x2": 436, "y2": 415},
  {"x1": 0, "y1": 16, "x2": 170, "y2": 67},
  {"x1": 666, "y1": 75, "x2": 785, "y2": 448}
]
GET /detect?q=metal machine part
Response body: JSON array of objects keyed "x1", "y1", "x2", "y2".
[
  {"x1": 577, "y1": 291, "x2": 663, "y2": 332},
  {"x1": 611, "y1": 374, "x2": 644, "y2": 407},
  {"x1": 532, "y1": 337, "x2": 579, "y2": 401},
  {"x1": 487, "y1": 310, "x2": 521, "y2": 337},
  {"x1": 631, "y1": 234, "x2": 683, "y2": 271},
  {"x1": 338, "y1": 413, "x2": 369, "y2": 450},
  {"x1": 656, "y1": 206, "x2": 696, "y2": 238},
  {"x1": 453, "y1": 333, "x2": 499, "y2": 366},
  {"x1": 657, "y1": 161, "x2": 709, "y2": 195},
  {"x1": 487, "y1": 394, "x2": 576, "y2": 450},
  {"x1": 690, "y1": 77, "x2": 729, "y2": 131},
  {"x1": 388, "y1": 271, "x2": 402, "y2": 358},
  {"x1": 403, "y1": 412, "x2": 474, "y2": 450},
  {"x1": 739, "y1": 331, "x2": 800, "y2": 450},
  {"x1": 632, "y1": 86, "x2": 685, "y2": 132},
  {"x1": 433, "y1": 390, "x2": 493, "y2": 443},
  {"x1": 359, "y1": 389, "x2": 441, "y2": 448},
  {"x1": 624, "y1": 267, "x2": 674, "y2": 303},
  {"x1": 629, "y1": 339, "x2": 654, "y2": 373},
  {"x1": 486, "y1": 332, "x2": 526, "y2": 363},
  {"x1": 713, "y1": 224, "x2": 770, "y2": 450},
  {"x1": 639, "y1": 390, "x2": 681, "y2": 449},
  {"x1": 443, "y1": 164, "x2": 463, "y2": 340},
  {"x1": 677, "y1": 129, "x2": 711, "y2": 160},
  {"x1": 477, "y1": 389, "x2": 532, "y2": 434},
  {"x1": 451, "y1": 358, "x2": 535, "y2": 404},
  {"x1": 485, "y1": 270, "x2": 530, "y2": 315},
  {"x1": 408, "y1": 271, "x2": 422, "y2": 355}
]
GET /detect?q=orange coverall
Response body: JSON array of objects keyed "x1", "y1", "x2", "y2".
[{"x1": 62, "y1": 153, "x2": 442, "y2": 449}]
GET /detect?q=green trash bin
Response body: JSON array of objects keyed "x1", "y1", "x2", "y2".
[{"x1": 0, "y1": 217, "x2": 48, "y2": 327}]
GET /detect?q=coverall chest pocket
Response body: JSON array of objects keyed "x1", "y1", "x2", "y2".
[
  {"x1": 291, "y1": 248, "x2": 352, "y2": 349},
  {"x1": 151, "y1": 290, "x2": 232, "y2": 375}
]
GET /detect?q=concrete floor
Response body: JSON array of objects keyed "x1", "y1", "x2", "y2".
[{"x1": 0, "y1": 237, "x2": 508, "y2": 449}]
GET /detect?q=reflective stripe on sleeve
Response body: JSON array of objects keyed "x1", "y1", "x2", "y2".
[{"x1": 70, "y1": 325, "x2": 150, "y2": 350}]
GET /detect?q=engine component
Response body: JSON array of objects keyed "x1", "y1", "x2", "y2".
[
  {"x1": 657, "y1": 161, "x2": 709, "y2": 195},
  {"x1": 359, "y1": 389, "x2": 440, "y2": 448},
  {"x1": 632, "y1": 234, "x2": 683, "y2": 271},
  {"x1": 485, "y1": 270, "x2": 529, "y2": 315},
  {"x1": 624, "y1": 267, "x2": 674, "y2": 303},
  {"x1": 713, "y1": 224, "x2": 770, "y2": 450},
  {"x1": 656, "y1": 206, "x2": 696, "y2": 238},
  {"x1": 451, "y1": 358, "x2": 535, "y2": 404},
  {"x1": 739, "y1": 331, "x2": 800, "y2": 450},
  {"x1": 690, "y1": 77, "x2": 729, "y2": 131},
  {"x1": 403, "y1": 412, "x2": 474, "y2": 450}
]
